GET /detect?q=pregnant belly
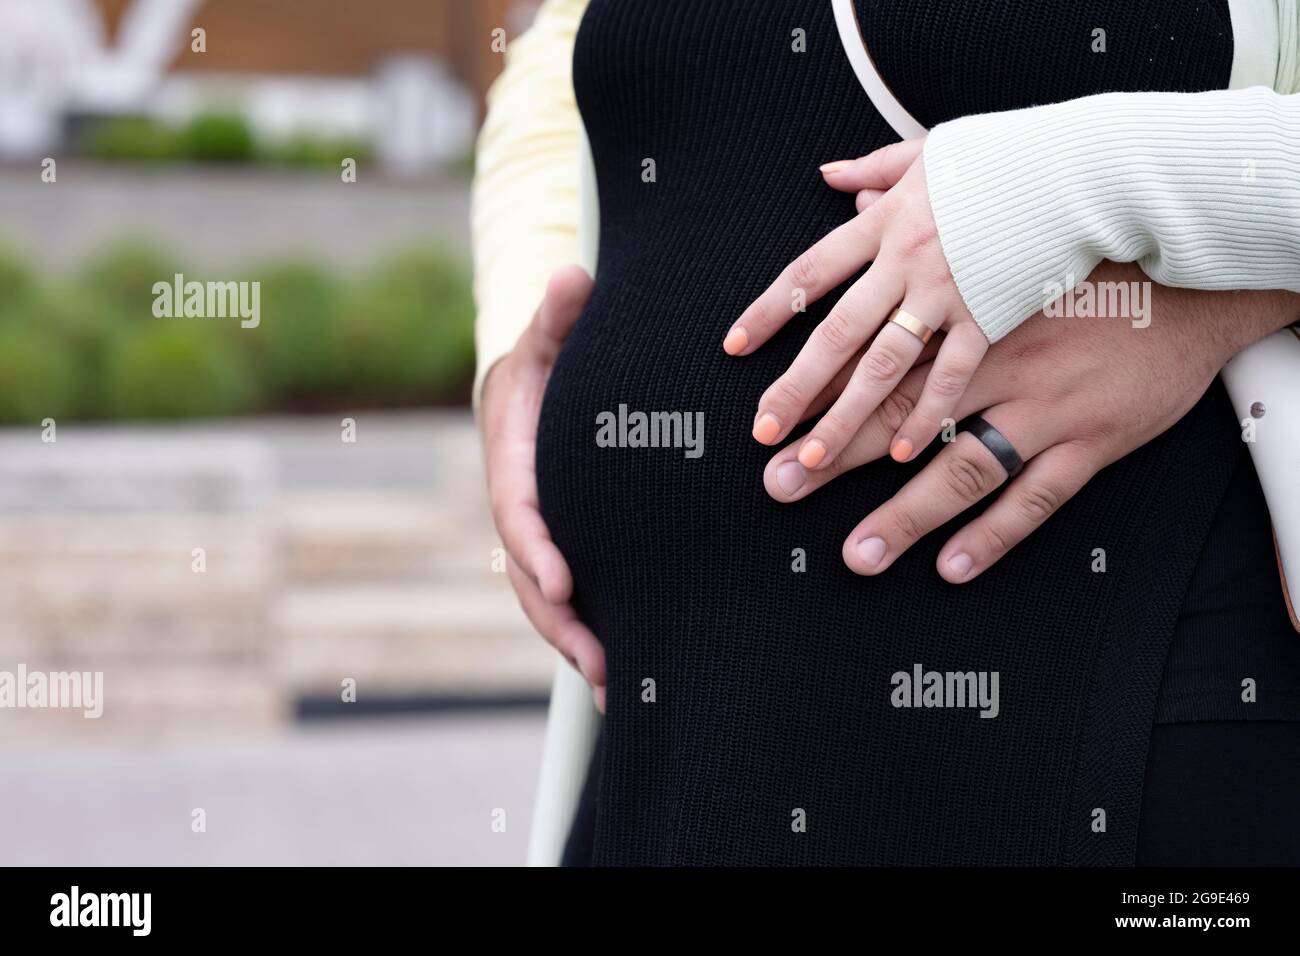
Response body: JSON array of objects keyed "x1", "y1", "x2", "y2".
[
  {"x1": 531, "y1": 173, "x2": 893, "y2": 643},
  {"x1": 534, "y1": 259, "x2": 920, "y2": 668},
  {"x1": 531, "y1": 252, "x2": 1210, "y2": 865}
]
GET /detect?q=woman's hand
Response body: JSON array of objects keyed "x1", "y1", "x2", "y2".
[
  {"x1": 761, "y1": 262, "x2": 1299, "y2": 583},
  {"x1": 480, "y1": 266, "x2": 606, "y2": 712},
  {"x1": 728, "y1": 138, "x2": 989, "y2": 470}
]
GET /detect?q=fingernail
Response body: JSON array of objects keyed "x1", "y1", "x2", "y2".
[
  {"x1": 820, "y1": 160, "x2": 851, "y2": 175},
  {"x1": 593, "y1": 685, "x2": 606, "y2": 714},
  {"x1": 723, "y1": 326, "x2": 750, "y2": 355},
  {"x1": 753, "y1": 413, "x2": 781, "y2": 444},
  {"x1": 946, "y1": 552, "x2": 973, "y2": 580},
  {"x1": 776, "y1": 460, "x2": 807, "y2": 495},
  {"x1": 856, "y1": 536, "x2": 887, "y2": 570},
  {"x1": 890, "y1": 438, "x2": 913, "y2": 463},
  {"x1": 798, "y1": 439, "x2": 827, "y2": 469}
]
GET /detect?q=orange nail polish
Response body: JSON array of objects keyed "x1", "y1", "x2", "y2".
[
  {"x1": 820, "y1": 160, "x2": 851, "y2": 175},
  {"x1": 723, "y1": 327, "x2": 749, "y2": 355},
  {"x1": 890, "y1": 438, "x2": 913, "y2": 463},
  {"x1": 752, "y1": 413, "x2": 781, "y2": 444},
  {"x1": 798, "y1": 439, "x2": 827, "y2": 469}
]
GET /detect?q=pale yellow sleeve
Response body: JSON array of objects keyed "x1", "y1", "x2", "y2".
[{"x1": 471, "y1": 0, "x2": 590, "y2": 406}]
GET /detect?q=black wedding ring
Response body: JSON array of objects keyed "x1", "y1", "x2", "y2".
[{"x1": 963, "y1": 415, "x2": 1024, "y2": 479}]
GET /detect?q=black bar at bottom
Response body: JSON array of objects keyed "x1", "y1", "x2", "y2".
[{"x1": 0, "y1": 866, "x2": 1286, "y2": 941}]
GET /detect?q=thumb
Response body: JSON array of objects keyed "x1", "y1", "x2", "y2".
[
  {"x1": 531, "y1": 265, "x2": 594, "y2": 361},
  {"x1": 820, "y1": 137, "x2": 925, "y2": 193}
]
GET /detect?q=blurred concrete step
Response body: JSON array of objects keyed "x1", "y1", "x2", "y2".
[
  {"x1": 247, "y1": 410, "x2": 482, "y2": 493},
  {"x1": 0, "y1": 434, "x2": 272, "y2": 514},
  {"x1": 276, "y1": 492, "x2": 501, "y2": 583},
  {"x1": 271, "y1": 582, "x2": 556, "y2": 697},
  {"x1": 0, "y1": 514, "x2": 273, "y2": 664},
  {"x1": 0, "y1": 664, "x2": 284, "y2": 745}
]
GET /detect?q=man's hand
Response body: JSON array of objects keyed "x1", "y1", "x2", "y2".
[
  {"x1": 480, "y1": 266, "x2": 605, "y2": 712},
  {"x1": 762, "y1": 261, "x2": 1299, "y2": 582}
]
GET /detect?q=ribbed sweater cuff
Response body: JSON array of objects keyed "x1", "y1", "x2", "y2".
[{"x1": 923, "y1": 88, "x2": 1300, "y2": 343}]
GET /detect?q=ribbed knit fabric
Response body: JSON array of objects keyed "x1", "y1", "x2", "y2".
[
  {"x1": 858, "y1": 0, "x2": 1234, "y2": 130},
  {"x1": 1155, "y1": 450, "x2": 1300, "y2": 723},
  {"x1": 1137, "y1": 721, "x2": 1300, "y2": 865},
  {"x1": 924, "y1": 88, "x2": 1300, "y2": 343},
  {"x1": 536, "y1": 0, "x2": 1276, "y2": 866}
]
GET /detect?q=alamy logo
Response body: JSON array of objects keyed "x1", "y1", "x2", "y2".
[
  {"x1": 50, "y1": 886, "x2": 151, "y2": 936},
  {"x1": 596, "y1": 404, "x2": 704, "y2": 459},
  {"x1": 152, "y1": 273, "x2": 261, "y2": 328},
  {"x1": 1042, "y1": 272, "x2": 1151, "y2": 328},
  {"x1": 890, "y1": 663, "x2": 999, "y2": 718},
  {"x1": 0, "y1": 664, "x2": 103, "y2": 718}
]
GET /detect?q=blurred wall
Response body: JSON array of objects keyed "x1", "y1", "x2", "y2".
[{"x1": 97, "y1": 0, "x2": 533, "y2": 110}]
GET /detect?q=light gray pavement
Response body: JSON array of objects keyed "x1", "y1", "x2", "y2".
[{"x1": 0, "y1": 714, "x2": 545, "y2": 866}]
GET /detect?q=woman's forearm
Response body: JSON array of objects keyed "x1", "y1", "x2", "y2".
[{"x1": 922, "y1": 87, "x2": 1300, "y2": 343}]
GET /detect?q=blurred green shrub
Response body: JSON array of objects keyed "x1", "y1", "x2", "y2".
[
  {"x1": 261, "y1": 134, "x2": 374, "y2": 170},
  {"x1": 179, "y1": 113, "x2": 256, "y2": 163},
  {"x1": 249, "y1": 262, "x2": 349, "y2": 397},
  {"x1": 78, "y1": 239, "x2": 183, "y2": 320},
  {"x1": 0, "y1": 243, "x2": 41, "y2": 324},
  {"x1": 337, "y1": 245, "x2": 475, "y2": 403},
  {"x1": 83, "y1": 113, "x2": 375, "y2": 170},
  {"x1": 0, "y1": 324, "x2": 82, "y2": 422},
  {"x1": 23, "y1": 285, "x2": 123, "y2": 413},
  {"x1": 84, "y1": 116, "x2": 178, "y2": 162},
  {"x1": 0, "y1": 238, "x2": 474, "y2": 422},
  {"x1": 103, "y1": 322, "x2": 260, "y2": 419}
]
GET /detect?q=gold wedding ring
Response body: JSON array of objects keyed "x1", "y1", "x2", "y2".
[{"x1": 887, "y1": 308, "x2": 935, "y2": 345}]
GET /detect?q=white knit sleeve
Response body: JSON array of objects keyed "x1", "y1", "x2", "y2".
[{"x1": 922, "y1": 87, "x2": 1300, "y2": 343}]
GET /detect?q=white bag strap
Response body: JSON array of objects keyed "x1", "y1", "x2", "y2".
[{"x1": 831, "y1": 0, "x2": 927, "y2": 138}]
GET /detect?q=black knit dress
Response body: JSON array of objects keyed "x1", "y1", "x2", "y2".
[{"x1": 535, "y1": 0, "x2": 1300, "y2": 866}]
